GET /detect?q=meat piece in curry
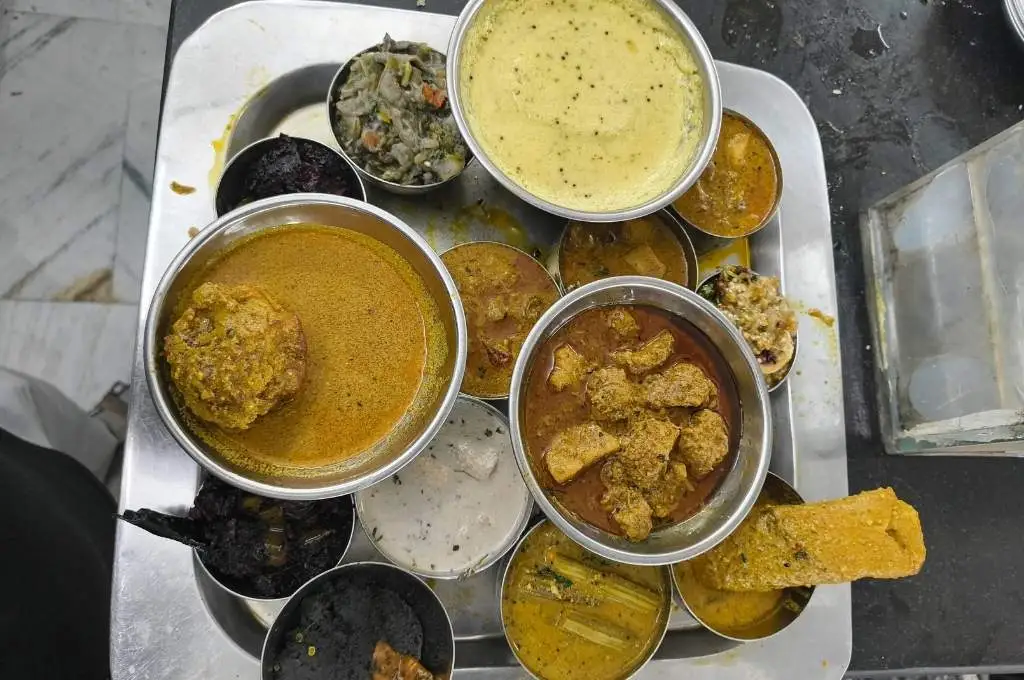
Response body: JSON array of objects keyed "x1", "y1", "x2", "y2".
[
  {"x1": 544, "y1": 423, "x2": 621, "y2": 484},
  {"x1": 525, "y1": 305, "x2": 740, "y2": 542},
  {"x1": 559, "y1": 216, "x2": 691, "y2": 290},
  {"x1": 677, "y1": 409, "x2": 730, "y2": 479},
  {"x1": 549, "y1": 344, "x2": 592, "y2": 392},
  {"x1": 164, "y1": 282, "x2": 307, "y2": 430},
  {"x1": 441, "y1": 242, "x2": 559, "y2": 397},
  {"x1": 586, "y1": 367, "x2": 643, "y2": 421},
  {"x1": 606, "y1": 307, "x2": 640, "y2": 338},
  {"x1": 610, "y1": 330, "x2": 674, "y2": 375},
  {"x1": 643, "y1": 361, "x2": 717, "y2": 409},
  {"x1": 600, "y1": 486, "x2": 654, "y2": 542}
]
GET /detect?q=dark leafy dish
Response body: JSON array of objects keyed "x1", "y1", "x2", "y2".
[
  {"x1": 523, "y1": 305, "x2": 740, "y2": 542},
  {"x1": 120, "y1": 477, "x2": 353, "y2": 599},
  {"x1": 215, "y1": 134, "x2": 360, "y2": 215},
  {"x1": 332, "y1": 35, "x2": 468, "y2": 186},
  {"x1": 697, "y1": 265, "x2": 797, "y2": 388}
]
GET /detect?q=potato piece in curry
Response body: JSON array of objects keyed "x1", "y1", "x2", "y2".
[
  {"x1": 442, "y1": 242, "x2": 559, "y2": 397},
  {"x1": 524, "y1": 305, "x2": 740, "y2": 542},
  {"x1": 164, "y1": 282, "x2": 306, "y2": 430}
]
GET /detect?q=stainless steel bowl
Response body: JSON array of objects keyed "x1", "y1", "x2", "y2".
[
  {"x1": 446, "y1": 0, "x2": 722, "y2": 222},
  {"x1": 354, "y1": 395, "x2": 533, "y2": 580},
  {"x1": 498, "y1": 519, "x2": 672, "y2": 680},
  {"x1": 440, "y1": 240, "x2": 563, "y2": 400},
  {"x1": 144, "y1": 193, "x2": 467, "y2": 500},
  {"x1": 671, "y1": 109, "x2": 784, "y2": 240},
  {"x1": 696, "y1": 266, "x2": 798, "y2": 393},
  {"x1": 671, "y1": 472, "x2": 814, "y2": 642},
  {"x1": 327, "y1": 42, "x2": 472, "y2": 195},
  {"x1": 261, "y1": 561, "x2": 455, "y2": 679},
  {"x1": 508, "y1": 276, "x2": 771, "y2": 566},
  {"x1": 546, "y1": 209, "x2": 700, "y2": 293},
  {"x1": 214, "y1": 135, "x2": 367, "y2": 216}
]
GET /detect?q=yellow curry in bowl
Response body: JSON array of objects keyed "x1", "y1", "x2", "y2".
[
  {"x1": 458, "y1": 0, "x2": 705, "y2": 212},
  {"x1": 674, "y1": 111, "x2": 781, "y2": 238},
  {"x1": 441, "y1": 242, "x2": 560, "y2": 398},
  {"x1": 501, "y1": 521, "x2": 670, "y2": 680},
  {"x1": 164, "y1": 223, "x2": 449, "y2": 477}
]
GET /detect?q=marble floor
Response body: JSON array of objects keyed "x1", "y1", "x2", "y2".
[{"x1": 0, "y1": 0, "x2": 169, "y2": 409}]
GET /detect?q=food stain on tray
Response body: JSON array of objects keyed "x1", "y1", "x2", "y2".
[
  {"x1": 208, "y1": 113, "x2": 237, "y2": 189},
  {"x1": 697, "y1": 237, "x2": 750, "y2": 274},
  {"x1": 170, "y1": 181, "x2": 196, "y2": 195},
  {"x1": 807, "y1": 307, "x2": 835, "y2": 327},
  {"x1": 424, "y1": 201, "x2": 534, "y2": 254}
]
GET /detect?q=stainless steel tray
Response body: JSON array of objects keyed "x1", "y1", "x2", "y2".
[{"x1": 111, "y1": 1, "x2": 850, "y2": 678}]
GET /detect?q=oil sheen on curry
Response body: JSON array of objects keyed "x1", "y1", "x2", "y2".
[
  {"x1": 442, "y1": 242, "x2": 559, "y2": 398},
  {"x1": 163, "y1": 223, "x2": 448, "y2": 476},
  {"x1": 523, "y1": 305, "x2": 739, "y2": 542},
  {"x1": 459, "y1": 0, "x2": 705, "y2": 212}
]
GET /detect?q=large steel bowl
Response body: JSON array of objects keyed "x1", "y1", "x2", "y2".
[
  {"x1": 508, "y1": 276, "x2": 771, "y2": 565},
  {"x1": 446, "y1": 0, "x2": 722, "y2": 223},
  {"x1": 144, "y1": 193, "x2": 467, "y2": 500}
]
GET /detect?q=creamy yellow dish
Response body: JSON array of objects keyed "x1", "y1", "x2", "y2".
[{"x1": 459, "y1": 0, "x2": 705, "y2": 212}]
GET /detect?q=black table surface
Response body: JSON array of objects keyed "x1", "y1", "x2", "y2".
[{"x1": 166, "y1": 0, "x2": 1024, "y2": 675}]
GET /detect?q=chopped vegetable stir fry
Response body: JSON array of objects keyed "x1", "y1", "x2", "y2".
[{"x1": 333, "y1": 35, "x2": 468, "y2": 186}]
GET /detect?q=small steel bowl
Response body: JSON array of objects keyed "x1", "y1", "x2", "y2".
[
  {"x1": 671, "y1": 472, "x2": 815, "y2": 642},
  {"x1": 327, "y1": 42, "x2": 472, "y2": 195},
  {"x1": 671, "y1": 109, "x2": 784, "y2": 240},
  {"x1": 193, "y1": 492, "x2": 355, "y2": 603},
  {"x1": 144, "y1": 193, "x2": 468, "y2": 500},
  {"x1": 508, "y1": 276, "x2": 771, "y2": 566},
  {"x1": 440, "y1": 240, "x2": 562, "y2": 400},
  {"x1": 214, "y1": 135, "x2": 366, "y2": 216},
  {"x1": 546, "y1": 209, "x2": 700, "y2": 293},
  {"x1": 261, "y1": 562, "x2": 455, "y2": 679},
  {"x1": 499, "y1": 519, "x2": 672, "y2": 680},
  {"x1": 354, "y1": 395, "x2": 533, "y2": 580},
  {"x1": 696, "y1": 266, "x2": 798, "y2": 393},
  {"x1": 446, "y1": 0, "x2": 721, "y2": 223}
]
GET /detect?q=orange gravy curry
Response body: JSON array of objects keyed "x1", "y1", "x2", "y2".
[{"x1": 175, "y1": 223, "x2": 448, "y2": 475}]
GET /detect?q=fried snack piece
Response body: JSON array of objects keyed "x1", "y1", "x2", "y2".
[
  {"x1": 164, "y1": 282, "x2": 306, "y2": 430},
  {"x1": 691, "y1": 488, "x2": 926, "y2": 591},
  {"x1": 549, "y1": 344, "x2": 591, "y2": 392},
  {"x1": 610, "y1": 330, "x2": 674, "y2": 375},
  {"x1": 600, "y1": 485, "x2": 653, "y2": 542},
  {"x1": 586, "y1": 367, "x2": 643, "y2": 421},
  {"x1": 606, "y1": 307, "x2": 640, "y2": 338},
  {"x1": 372, "y1": 640, "x2": 436, "y2": 680},
  {"x1": 677, "y1": 409, "x2": 730, "y2": 479},
  {"x1": 544, "y1": 423, "x2": 621, "y2": 484},
  {"x1": 644, "y1": 362, "x2": 717, "y2": 409}
]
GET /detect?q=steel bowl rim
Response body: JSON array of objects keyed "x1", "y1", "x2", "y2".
[
  {"x1": 672, "y1": 108, "x2": 784, "y2": 239},
  {"x1": 259, "y1": 560, "x2": 456, "y2": 677},
  {"x1": 213, "y1": 134, "x2": 368, "y2": 216},
  {"x1": 446, "y1": 0, "x2": 723, "y2": 223},
  {"x1": 549, "y1": 208, "x2": 700, "y2": 293},
  {"x1": 439, "y1": 239, "x2": 565, "y2": 400},
  {"x1": 670, "y1": 471, "x2": 816, "y2": 642},
  {"x1": 508, "y1": 275, "x2": 772, "y2": 565},
  {"x1": 144, "y1": 192, "x2": 468, "y2": 501},
  {"x1": 696, "y1": 265, "x2": 798, "y2": 393},
  {"x1": 354, "y1": 394, "x2": 534, "y2": 580},
  {"x1": 326, "y1": 41, "x2": 473, "y2": 195},
  {"x1": 497, "y1": 519, "x2": 673, "y2": 680},
  {"x1": 1005, "y1": 0, "x2": 1024, "y2": 45}
]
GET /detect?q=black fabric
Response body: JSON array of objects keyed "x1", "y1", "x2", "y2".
[{"x1": 0, "y1": 428, "x2": 115, "y2": 680}]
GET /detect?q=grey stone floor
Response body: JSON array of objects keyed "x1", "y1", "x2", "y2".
[{"x1": 0, "y1": 0, "x2": 168, "y2": 408}]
